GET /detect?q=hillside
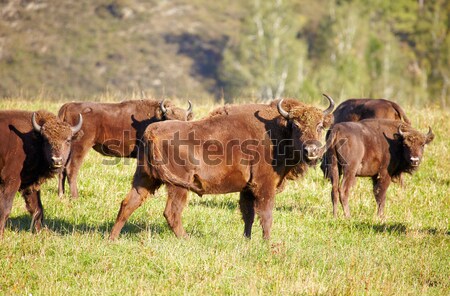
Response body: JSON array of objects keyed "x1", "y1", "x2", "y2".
[
  {"x1": 0, "y1": 0, "x2": 244, "y2": 99},
  {"x1": 0, "y1": 0, "x2": 449, "y2": 105}
]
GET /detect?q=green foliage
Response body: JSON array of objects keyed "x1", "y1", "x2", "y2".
[
  {"x1": 220, "y1": 0, "x2": 449, "y2": 105},
  {"x1": 219, "y1": 0, "x2": 308, "y2": 101}
]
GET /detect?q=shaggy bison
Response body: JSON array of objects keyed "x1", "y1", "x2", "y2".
[
  {"x1": 0, "y1": 110, "x2": 82, "y2": 237},
  {"x1": 109, "y1": 95, "x2": 335, "y2": 240},
  {"x1": 321, "y1": 119, "x2": 434, "y2": 218},
  {"x1": 333, "y1": 98, "x2": 411, "y2": 124},
  {"x1": 58, "y1": 99, "x2": 193, "y2": 198}
]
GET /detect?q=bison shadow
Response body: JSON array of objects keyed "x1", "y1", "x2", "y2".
[
  {"x1": 7, "y1": 214, "x2": 171, "y2": 237},
  {"x1": 349, "y1": 221, "x2": 448, "y2": 236}
]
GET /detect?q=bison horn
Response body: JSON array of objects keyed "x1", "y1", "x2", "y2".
[
  {"x1": 398, "y1": 124, "x2": 407, "y2": 137},
  {"x1": 160, "y1": 99, "x2": 168, "y2": 115},
  {"x1": 426, "y1": 127, "x2": 433, "y2": 138},
  {"x1": 277, "y1": 99, "x2": 291, "y2": 120},
  {"x1": 71, "y1": 114, "x2": 83, "y2": 134},
  {"x1": 322, "y1": 94, "x2": 335, "y2": 115},
  {"x1": 32, "y1": 113, "x2": 42, "y2": 133},
  {"x1": 186, "y1": 100, "x2": 193, "y2": 114}
]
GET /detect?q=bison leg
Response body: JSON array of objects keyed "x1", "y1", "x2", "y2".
[
  {"x1": 109, "y1": 174, "x2": 160, "y2": 240},
  {"x1": 239, "y1": 189, "x2": 255, "y2": 238},
  {"x1": 372, "y1": 174, "x2": 391, "y2": 218},
  {"x1": 58, "y1": 169, "x2": 67, "y2": 198},
  {"x1": 252, "y1": 184, "x2": 276, "y2": 240},
  {"x1": 0, "y1": 181, "x2": 20, "y2": 237},
  {"x1": 65, "y1": 144, "x2": 91, "y2": 199},
  {"x1": 328, "y1": 155, "x2": 341, "y2": 218},
  {"x1": 163, "y1": 185, "x2": 189, "y2": 238},
  {"x1": 22, "y1": 189, "x2": 44, "y2": 232},
  {"x1": 339, "y1": 168, "x2": 357, "y2": 218}
]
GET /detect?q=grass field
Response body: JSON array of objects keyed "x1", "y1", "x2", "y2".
[{"x1": 0, "y1": 98, "x2": 449, "y2": 295}]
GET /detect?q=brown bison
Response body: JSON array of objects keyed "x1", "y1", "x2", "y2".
[
  {"x1": 58, "y1": 99, "x2": 193, "y2": 198},
  {"x1": 0, "y1": 110, "x2": 82, "y2": 237},
  {"x1": 333, "y1": 98, "x2": 411, "y2": 124},
  {"x1": 321, "y1": 119, "x2": 434, "y2": 218},
  {"x1": 109, "y1": 95, "x2": 335, "y2": 240}
]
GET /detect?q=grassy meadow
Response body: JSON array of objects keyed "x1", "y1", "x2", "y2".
[{"x1": 0, "y1": 98, "x2": 449, "y2": 295}]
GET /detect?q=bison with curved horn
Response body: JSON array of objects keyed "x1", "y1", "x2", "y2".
[
  {"x1": 321, "y1": 119, "x2": 434, "y2": 218},
  {"x1": 0, "y1": 110, "x2": 82, "y2": 237},
  {"x1": 58, "y1": 99, "x2": 194, "y2": 198},
  {"x1": 109, "y1": 94, "x2": 334, "y2": 240}
]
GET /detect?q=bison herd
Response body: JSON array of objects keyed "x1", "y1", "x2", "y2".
[{"x1": 0, "y1": 96, "x2": 434, "y2": 239}]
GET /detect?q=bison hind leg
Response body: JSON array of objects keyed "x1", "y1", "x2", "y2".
[
  {"x1": 239, "y1": 189, "x2": 255, "y2": 239},
  {"x1": 109, "y1": 176, "x2": 160, "y2": 240},
  {"x1": 0, "y1": 181, "x2": 20, "y2": 237},
  {"x1": 164, "y1": 185, "x2": 189, "y2": 238},
  {"x1": 339, "y1": 167, "x2": 358, "y2": 218},
  {"x1": 58, "y1": 170, "x2": 66, "y2": 198}
]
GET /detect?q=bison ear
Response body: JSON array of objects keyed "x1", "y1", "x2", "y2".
[{"x1": 71, "y1": 130, "x2": 84, "y2": 141}]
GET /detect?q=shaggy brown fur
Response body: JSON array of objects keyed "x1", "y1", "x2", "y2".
[
  {"x1": 36, "y1": 110, "x2": 74, "y2": 148},
  {"x1": 109, "y1": 97, "x2": 334, "y2": 240},
  {"x1": 321, "y1": 119, "x2": 434, "y2": 218},
  {"x1": 0, "y1": 110, "x2": 81, "y2": 237},
  {"x1": 57, "y1": 99, "x2": 193, "y2": 198}
]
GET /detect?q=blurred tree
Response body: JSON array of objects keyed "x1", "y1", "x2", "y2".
[{"x1": 218, "y1": 0, "x2": 308, "y2": 102}]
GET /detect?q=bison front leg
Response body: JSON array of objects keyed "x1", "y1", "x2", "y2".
[
  {"x1": 252, "y1": 185, "x2": 276, "y2": 240},
  {"x1": 239, "y1": 189, "x2": 255, "y2": 238},
  {"x1": 164, "y1": 185, "x2": 189, "y2": 238},
  {"x1": 372, "y1": 174, "x2": 391, "y2": 218},
  {"x1": 22, "y1": 188, "x2": 44, "y2": 232}
]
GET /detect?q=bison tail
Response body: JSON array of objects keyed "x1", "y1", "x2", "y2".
[
  {"x1": 147, "y1": 134, "x2": 202, "y2": 193},
  {"x1": 391, "y1": 102, "x2": 411, "y2": 125},
  {"x1": 320, "y1": 129, "x2": 339, "y2": 180},
  {"x1": 58, "y1": 103, "x2": 69, "y2": 121}
]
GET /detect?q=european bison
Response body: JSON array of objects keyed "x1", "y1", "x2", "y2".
[
  {"x1": 109, "y1": 95, "x2": 335, "y2": 240},
  {"x1": 321, "y1": 119, "x2": 434, "y2": 218},
  {"x1": 0, "y1": 110, "x2": 82, "y2": 237},
  {"x1": 58, "y1": 99, "x2": 193, "y2": 198},
  {"x1": 333, "y1": 98, "x2": 411, "y2": 124}
]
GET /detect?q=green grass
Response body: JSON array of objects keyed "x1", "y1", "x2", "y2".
[{"x1": 0, "y1": 98, "x2": 449, "y2": 295}]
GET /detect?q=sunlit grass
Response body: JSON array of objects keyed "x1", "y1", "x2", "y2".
[{"x1": 0, "y1": 98, "x2": 448, "y2": 295}]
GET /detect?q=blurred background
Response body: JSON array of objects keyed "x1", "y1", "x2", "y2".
[{"x1": 0, "y1": 0, "x2": 448, "y2": 106}]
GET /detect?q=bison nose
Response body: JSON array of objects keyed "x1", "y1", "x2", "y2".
[
  {"x1": 304, "y1": 144, "x2": 319, "y2": 160},
  {"x1": 52, "y1": 156, "x2": 63, "y2": 168},
  {"x1": 410, "y1": 156, "x2": 420, "y2": 167}
]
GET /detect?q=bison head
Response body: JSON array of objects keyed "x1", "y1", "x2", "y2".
[
  {"x1": 398, "y1": 125, "x2": 434, "y2": 167},
  {"x1": 159, "y1": 99, "x2": 194, "y2": 121},
  {"x1": 32, "y1": 111, "x2": 83, "y2": 171},
  {"x1": 277, "y1": 94, "x2": 334, "y2": 163}
]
